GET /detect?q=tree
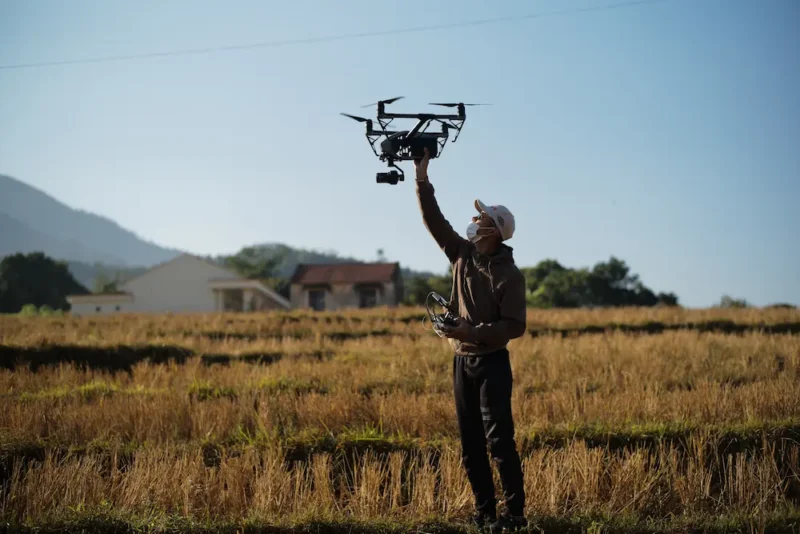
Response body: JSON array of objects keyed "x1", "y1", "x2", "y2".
[
  {"x1": 223, "y1": 246, "x2": 290, "y2": 299},
  {"x1": 529, "y1": 268, "x2": 593, "y2": 308},
  {"x1": 521, "y1": 256, "x2": 680, "y2": 309},
  {"x1": 403, "y1": 276, "x2": 432, "y2": 306},
  {"x1": 718, "y1": 295, "x2": 749, "y2": 308},
  {"x1": 0, "y1": 252, "x2": 89, "y2": 313},
  {"x1": 402, "y1": 273, "x2": 452, "y2": 306},
  {"x1": 93, "y1": 269, "x2": 125, "y2": 293},
  {"x1": 587, "y1": 256, "x2": 639, "y2": 306},
  {"x1": 270, "y1": 278, "x2": 291, "y2": 300},
  {"x1": 520, "y1": 259, "x2": 565, "y2": 295},
  {"x1": 224, "y1": 246, "x2": 284, "y2": 279},
  {"x1": 656, "y1": 292, "x2": 679, "y2": 306}
]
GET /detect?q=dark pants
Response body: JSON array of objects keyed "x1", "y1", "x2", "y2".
[{"x1": 453, "y1": 349, "x2": 525, "y2": 517}]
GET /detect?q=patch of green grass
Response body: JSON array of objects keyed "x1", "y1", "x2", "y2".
[
  {"x1": 188, "y1": 381, "x2": 238, "y2": 402},
  {"x1": 18, "y1": 382, "x2": 163, "y2": 402},
  {"x1": 257, "y1": 376, "x2": 329, "y2": 396}
]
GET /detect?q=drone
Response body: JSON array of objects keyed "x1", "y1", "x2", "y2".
[{"x1": 340, "y1": 97, "x2": 488, "y2": 184}]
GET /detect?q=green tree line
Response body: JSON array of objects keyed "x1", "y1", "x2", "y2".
[
  {"x1": 8, "y1": 250, "x2": 783, "y2": 314},
  {"x1": 402, "y1": 256, "x2": 679, "y2": 308},
  {"x1": 0, "y1": 252, "x2": 89, "y2": 314}
]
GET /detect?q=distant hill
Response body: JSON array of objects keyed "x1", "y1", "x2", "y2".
[
  {"x1": 0, "y1": 212, "x2": 126, "y2": 265},
  {"x1": 0, "y1": 174, "x2": 182, "y2": 267},
  {"x1": 0, "y1": 174, "x2": 435, "y2": 290}
]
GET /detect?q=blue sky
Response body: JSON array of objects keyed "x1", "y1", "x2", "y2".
[{"x1": 1, "y1": 0, "x2": 798, "y2": 307}]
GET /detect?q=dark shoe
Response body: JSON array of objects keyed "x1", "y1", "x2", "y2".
[
  {"x1": 471, "y1": 511, "x2": 497, "y2": 531},
  {"x1": 488, "y1": 513, "x2": 528, "y2": 533}
]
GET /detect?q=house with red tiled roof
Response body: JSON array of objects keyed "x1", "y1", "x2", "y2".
[{"x1": 289, "y1": 262, "x2": 403, "y2": 311}]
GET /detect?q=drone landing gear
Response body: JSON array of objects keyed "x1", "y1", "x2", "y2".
[{"x1": 376, "y1": 160, "x2": 404, "y2": 185}]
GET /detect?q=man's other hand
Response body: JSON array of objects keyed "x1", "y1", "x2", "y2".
[
  {"x1": 444, "y1": 318, "x2": 472, "y2": 342},
  {"x1": 414, "y1": 147, "x2": 430, "y2": 182}
]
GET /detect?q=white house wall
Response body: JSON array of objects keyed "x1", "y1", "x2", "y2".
[
  {"x1": 121, "y1": 255, "x2": 239, "y2": 313},
  {"x1": 69, "y1": 300, "x2": 131, "y2": 316}
]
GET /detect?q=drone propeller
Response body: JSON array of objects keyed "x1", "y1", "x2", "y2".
[
  {"x1": 429, "y1": 102, "x2": 491, "y2": 107},
  {"x1": 340, "y1": 112, "x2": 370, "y2": 123},
  {"x1": 361, "y1": 96, "x2": 404, "y2": 108}
]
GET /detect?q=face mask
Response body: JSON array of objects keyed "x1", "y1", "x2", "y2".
[{"x1": 466, "y1": 221, "x2": 482, "y2": 243}]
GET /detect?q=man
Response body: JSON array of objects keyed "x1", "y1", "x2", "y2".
[{"x1": 414, "y1": 147, "x2": 528, "y2": 533}]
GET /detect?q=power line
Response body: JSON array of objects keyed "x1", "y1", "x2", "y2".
[{"x1": 0, "y1": 0, "x2": 673, "y2": 71}]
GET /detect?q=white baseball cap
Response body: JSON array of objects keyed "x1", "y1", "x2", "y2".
[{"x1": 475, "y1": 199, "x2": 515, "y2": 241}]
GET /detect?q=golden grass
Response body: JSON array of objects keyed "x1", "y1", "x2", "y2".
[
  {"x1": 1, "y1": 306, "x2": 799, "y2": 530},
  {"x1": 2, "y1": 305, "x2": 799, "y2": 344},
  {"x1": 3, "y1": 439, "x2": 798, "y2": 525}
]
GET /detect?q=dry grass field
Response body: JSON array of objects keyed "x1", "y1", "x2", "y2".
[{"x1": 1, "y1": 306, "x2": 799, "y2": 533}]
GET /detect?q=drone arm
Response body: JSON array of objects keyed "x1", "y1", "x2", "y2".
[
  {"x1": 416, "y1": 180, "x2": 468, "y2": 264},
  {"x1": 406, "y1": 118, "x2": 428, "y2": 139}
]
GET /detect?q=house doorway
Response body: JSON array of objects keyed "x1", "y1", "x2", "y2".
[
  {"x1": 309, "y1": 289, "x2": 326, "y2": 311},
  {"x1": 359, "y1": 287, "x2": 378, "y2": 308}
]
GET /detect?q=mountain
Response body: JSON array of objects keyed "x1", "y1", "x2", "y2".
[
  {"x1": 0, "y1": 174, "x2": 182, "y2": 267},
  {"x1": 1, "y1": 174, "x2": 436, "y2": 291},
  {"x1": 0, "y1": 212, "x2": 125, "y2": 265}
]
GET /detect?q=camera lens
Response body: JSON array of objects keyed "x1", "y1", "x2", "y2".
[{"x1": 376, "y1": 171, "x2": 399, "y2": 185}]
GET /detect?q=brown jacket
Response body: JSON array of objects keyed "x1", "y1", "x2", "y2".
[{"x1": 416, "y1": 179, "x2": 527, "y2": 356}]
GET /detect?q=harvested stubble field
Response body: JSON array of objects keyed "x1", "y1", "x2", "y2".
[{"x1": 1, "y1": 306, "x2": 800, "y2": 533}]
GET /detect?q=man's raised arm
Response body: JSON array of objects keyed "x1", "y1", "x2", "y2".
[{"x1": 414, "y1": 148, "x2": 467, "y2": 264}]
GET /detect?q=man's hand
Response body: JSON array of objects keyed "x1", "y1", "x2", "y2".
[
  {"x1": 443, "y1": 318, "x2": 473, "y2": 342},
  {"x1": 414, "y1": 147, "x2": 430, "y2": 182}
]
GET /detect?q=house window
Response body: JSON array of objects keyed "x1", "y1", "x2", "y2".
[
  {"x1": 308, "y1": 289, "x2": 326, "y2": 311},
  {"x1": 359, "y1": 287, "x2": 378, "y2": 308},
  {"x1": 223, "y1": 290, "x2": 244, "y2": 312}
]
